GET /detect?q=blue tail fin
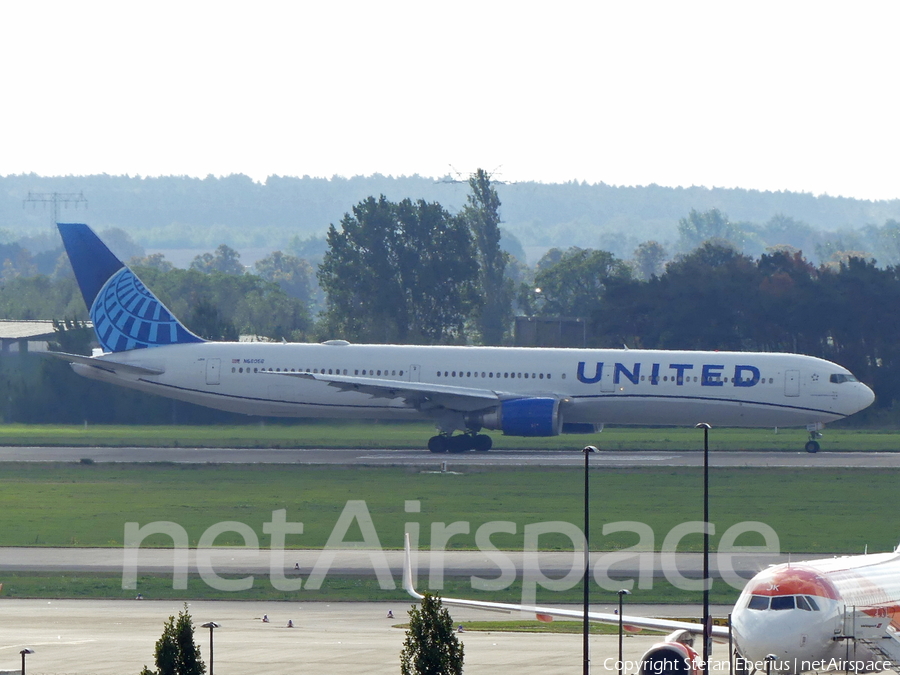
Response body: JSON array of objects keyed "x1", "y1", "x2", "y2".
[{"x1": 58, "y1": 223, "x2": 204, "y2": 352}]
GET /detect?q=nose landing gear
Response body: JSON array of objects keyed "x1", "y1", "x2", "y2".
[{"x1": 805, "y1": 423, "x2": 823, "y2": 453}]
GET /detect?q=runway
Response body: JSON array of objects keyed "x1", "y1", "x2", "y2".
[
  {"x1": 0, "y1": 545, "x2": 816, "y2": 584},
  {"x1": 0, "y1": 599, "x2": 733, "y2": 675},
  {"x1": 2, "y1": 446, "x2": 900, "y2": 467}
]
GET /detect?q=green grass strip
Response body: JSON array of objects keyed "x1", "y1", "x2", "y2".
[
  {"x1": 0, "y1": 422, "x2": 891, "y2": 451},
  {"x1": 0, "y1": 572, "x2": 741, "y2": 606},
  {"x1": 0, "y1": 462, "x2": 895, "y2": 552}
]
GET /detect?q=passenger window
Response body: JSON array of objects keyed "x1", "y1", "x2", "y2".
[
  {"x1": 771, "y1": 596, "x2": 795, "y2": 610},
  {"x1": 747, "y1": 595, "x2": 769, "y2": 610}
]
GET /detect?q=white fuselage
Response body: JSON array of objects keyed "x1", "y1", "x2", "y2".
[
  {"x1": 72, "y1": 342, "x2": 874, "y2": 429},
  {"x1": 732, "y1": 552, "x2": 900, "y2": 673}
]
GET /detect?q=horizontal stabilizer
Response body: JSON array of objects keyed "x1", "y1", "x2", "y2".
[{"x1": 46, "y1": 351, "x2": 165, "y2": 376}]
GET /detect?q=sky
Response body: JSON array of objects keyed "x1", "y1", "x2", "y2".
[{"x1": 1, "y1": 1, "x2": 899, "y2": 201}]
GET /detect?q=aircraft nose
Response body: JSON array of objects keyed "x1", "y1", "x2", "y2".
[{"x1": 859, "y1": 383, "x2": 876, "y2": 411}]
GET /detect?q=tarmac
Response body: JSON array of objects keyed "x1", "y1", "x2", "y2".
[
  {"x1": 2, "y1": 446, "x2": 900, "y2": 467},
  {"x1": 0, "y1": 599, "x2": 734, "y2": 675}
]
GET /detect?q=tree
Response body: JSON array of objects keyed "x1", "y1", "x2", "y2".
[
  {"x1": 132, "y1": 267, "x2": 311, "y2": 341},
  {"x1": 676, "y1": 208, "x2": 745, "y2": 253},
  {"x1": 400, "y1": 593, "x2": 464, "y2": 675},
  {"x1": 460, "y1": 169, "x2": 514, "y2": 345},
  {"x1": 130, "y1": 252, "x2": 175, "y2": 272},
  {"x1": 253, "y1": 251, "x2": 314, "y2": 304},
  {"x1": 100, "y1": 227, "x2": 145, "y2": 262},
  {"x1": 190, "y1": 245, "x2": 244, "y2": 275},
  {"x1": 632, "y1": 240, "x2": 668, "y2": 280},
  {"x1": 532, "y1": 246, "x2": 632, "y2": 320},
  {"x1": 319, "y1": 195, "x2": 478, "y2": 344},
  {"x1": 141, "y1": 604, "x2": 206, "y2": 675}
]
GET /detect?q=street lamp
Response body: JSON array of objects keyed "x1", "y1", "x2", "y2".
[
  {"x1": 583, "y1": 445, "x2": 597, "y2": 675},
  {"x1": 695, "y1": 422, "x2": 711, "y2": 675},
  {"x1": 201, "y1": 622, "x2": 221, "y2": 675},
  {"x1": 617, "y1": 589, "x2": 631, "y2": 675},
  {"x1": 20, "y1": 649, "x2": 34, "y2": 675}
]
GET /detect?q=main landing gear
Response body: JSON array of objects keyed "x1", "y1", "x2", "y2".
[{"x1": 427, "y1": 433, "x2": 493, "y2": 453}]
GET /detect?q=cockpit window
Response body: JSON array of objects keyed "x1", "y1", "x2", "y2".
[
  {"x1": 747, "y1": 595, "x2": 769, "y2": 610},
  {"x1": 771, "y1": 596, "x2": 796, "y2": 610},
  {"x1": 748, "y1": 594, "x2": 819, "y2": 611},
  {"x1": 830, "y1": 373, "x2": 858, "y2": 384}
]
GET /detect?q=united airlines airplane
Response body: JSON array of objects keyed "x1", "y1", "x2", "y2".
[{"x1": 52, "y1": 223, "x2": 874, "y2": 452}]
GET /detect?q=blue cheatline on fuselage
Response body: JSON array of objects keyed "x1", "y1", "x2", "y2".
[{"x1": 58, "y1": 223, "x2": 204, "y2": 353}]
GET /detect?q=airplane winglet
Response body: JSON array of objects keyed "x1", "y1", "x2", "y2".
[{"x1": 403, "y1": 533, "x2": 423, "y2": 601}]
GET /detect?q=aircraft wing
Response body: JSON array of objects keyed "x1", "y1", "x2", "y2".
[
  {"x1": 270, "y1": 371, "x2": 510, "y2": 412},
  {"x1": 45, "y1": 351, "x2": 165, "y2": 376},
  {"x1": 402, "y1": 535, "x2": 729, "y2": 640}
]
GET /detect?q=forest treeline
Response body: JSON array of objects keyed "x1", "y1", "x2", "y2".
[
  {"x1": 4, "y1": 172, "x2": 900, "y2": 265},
  {"x1": 0, "y1": 171, "x2": 897, "y2": 424}
]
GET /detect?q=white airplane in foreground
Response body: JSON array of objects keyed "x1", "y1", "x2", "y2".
[
  {"x1": 403, "y1": 538, "x2": 900, "y2": 675},
  {"x1": 52, "y1": 223, "x2": 874, "y2": 452}
]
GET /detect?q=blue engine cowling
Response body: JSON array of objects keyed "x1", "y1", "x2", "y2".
[{"x1": 477, "y1": 398, "x2": 562, "y2": 437}]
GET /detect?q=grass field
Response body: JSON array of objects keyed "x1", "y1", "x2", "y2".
[
  {"x1": 0, "y1": 571, "x2": 744, "y2": 605},
  {"x1": 0, "y1": 462, "x2": 897, "y2": 553},
  {"x1": 0, "y1": 422, "x2": 896, "y2": 451},
  {"x1": 0, "y1": 422, "x2": 896, "y2": 602}
]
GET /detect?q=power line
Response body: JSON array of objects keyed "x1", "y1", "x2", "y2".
[{"x1": 23, "y1": 191, "x2": 88, "y2": 228}]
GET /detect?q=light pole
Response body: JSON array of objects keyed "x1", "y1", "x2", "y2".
[
  {"x1": 201, "y1": 622, "x2": 220, "y2": 675},
  {"x1": 617, "y1": 589, "x2": 631, "y2": 675},
  {"x1": 20, "y1": 649, "x2": 34, "y2": 675},
  {"x1": 695, "y1": 422, "x2": 711, "y2": 675},
  {"x1": 583, "y1": 445, "x2": 597, "y2": 675}
]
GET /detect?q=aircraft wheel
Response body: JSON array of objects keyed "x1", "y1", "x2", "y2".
[
  {"x1": 473, "y1": 434, "x2": 492, "y2": 451},
  {"x1": 805, "y1": 440, "x2": 820, "y2": 453},
  {"x1": 428, "y1": 436, "x2": 448, "y2": 453},
  {"x1": 447, "y1": 435, "x2": 471, "y2": 453}
]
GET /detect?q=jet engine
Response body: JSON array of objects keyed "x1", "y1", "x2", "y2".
[
  {"x1": 638, "y1": 631, "x2": 700, "y2": 675},
  {"x1": 471, "y1": 397, "x2": 562, "y2": 436}
]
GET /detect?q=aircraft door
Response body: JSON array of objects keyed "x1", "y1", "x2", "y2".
[
  {"x1": 206, "y1": 358, "x2": 221, "y2": 385},
  {"x1": 409, "y1": 364, "x2": 421, "y2": 382},
  {"x1": 601, "y1": 364, "x2": 615, "y2": 392},
  {"x1": 785, "y1": 369, "x2": 800, "y2": 397}
]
